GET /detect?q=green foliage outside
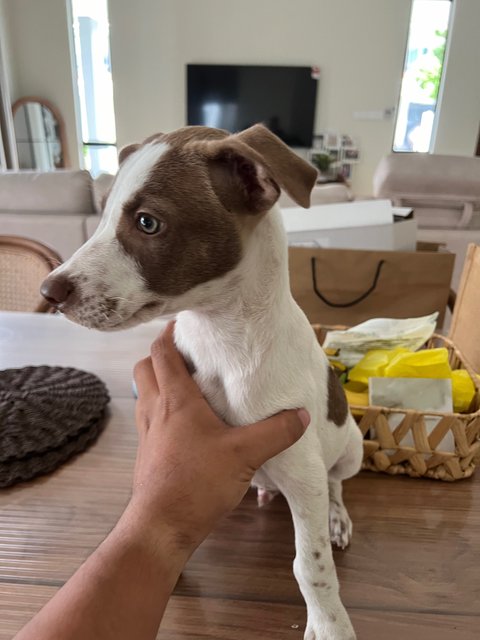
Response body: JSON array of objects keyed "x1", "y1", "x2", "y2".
[{"x1": 416, "y1": 30, "x2": 447, "y2": 101}]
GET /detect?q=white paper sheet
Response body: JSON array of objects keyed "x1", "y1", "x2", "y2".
[{"x1": 369, "y1": 377, "x2": 455, "y2": 453}]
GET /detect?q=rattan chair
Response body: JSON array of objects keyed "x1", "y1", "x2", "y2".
[{"x1": 0, "y1": 236, "x2": 62, "y2": 312}]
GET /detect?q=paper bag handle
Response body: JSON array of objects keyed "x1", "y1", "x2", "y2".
[{"x1": 311, "y1": 257, "x2": 386, "y2": 308}]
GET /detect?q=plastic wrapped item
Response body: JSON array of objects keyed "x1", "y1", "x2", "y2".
[
  {"x1": 323, "y1": 313, "x2": 438, "y2": 367},
  {"x1": 349, "y1": 348, "x2": 409, "y2": 385},
  {"x1": 384, "y1": 348, "x2": 452, "y2": 379},
  {"x1": 451, "y1": 369, "x2": 476, "y2": 413}
]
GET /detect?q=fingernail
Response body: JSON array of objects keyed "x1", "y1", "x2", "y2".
[{"x1": 297, "y1": 408, "x2": 311, "y2": 428}]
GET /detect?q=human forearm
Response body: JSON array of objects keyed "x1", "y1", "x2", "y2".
[
  {"x1": 15, "y1": 507, "x2": 192, "y2": 640},
  {"x1": 15, "y1": 324, "x2": 308, "y2": 639}
]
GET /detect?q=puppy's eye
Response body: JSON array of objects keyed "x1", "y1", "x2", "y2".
[{"x1": 136, "y1": 213, "x2": 164, "y2": 235}]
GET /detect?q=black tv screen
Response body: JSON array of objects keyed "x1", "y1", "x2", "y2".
[{"x1": 187, "y1": 64, "x2": 318, "y2": 148}]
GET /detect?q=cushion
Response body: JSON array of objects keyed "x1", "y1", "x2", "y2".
[
  {"x1": 92, "y1": 173, "x2": 115, "y2": 213},
  {"x1": 0, "y1": 170, "x2": 95, "y2": 213}
]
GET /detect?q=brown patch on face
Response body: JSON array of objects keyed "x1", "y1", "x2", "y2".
[
  {"x1": 143, "y1": 126, "x2": 229, "y2": 147},
  {"x1": 116, "y1": 143, "x2": 245, "y2": 298},
  {"x1": 327, "y1": 367, "x2": 349, "y2": 427},
  {"x1": 114, "y1": 126, "x2": 288, "y2": 299}
]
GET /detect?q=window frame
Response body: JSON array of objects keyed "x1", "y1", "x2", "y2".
[{"x1": 392, "y1": 0, "x2": 453, "y2": 154}]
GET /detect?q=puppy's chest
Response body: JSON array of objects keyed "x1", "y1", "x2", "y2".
[
  {"x1": 194, "y1": 371, "x2": 232, "y2": 422},
  {"x1": 192, "y1": 363, "x2": 311, "y2": 428},
  {"x1": 193, "y1": 369, "x2": 260, "y2": 426}
]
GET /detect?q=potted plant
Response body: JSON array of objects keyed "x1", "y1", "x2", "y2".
[{"x1": 310, "y1": 152, "x2": 331, "y2": 175}]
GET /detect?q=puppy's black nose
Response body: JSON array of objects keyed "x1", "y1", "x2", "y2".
[{"x1": 40, "y1": 275, "x2": 75, "y2": 306}]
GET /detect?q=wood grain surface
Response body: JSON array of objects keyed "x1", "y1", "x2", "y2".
[{"x1": 0, "y1": 312, "x2": 478, "y2": 639}]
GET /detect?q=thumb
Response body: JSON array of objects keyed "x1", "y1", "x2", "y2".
[{"x1": 235, "y1": 409, "x2": 310, "y2": 469}]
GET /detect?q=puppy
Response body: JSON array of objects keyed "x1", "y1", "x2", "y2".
[{"x1": 41, "y1": 125, "x2": 362, "y2": 640}]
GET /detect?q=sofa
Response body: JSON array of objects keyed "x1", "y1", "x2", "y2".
[
  {"x1": 373, "y1": 153, "x2": 480, "y2": 290},
  {"x1": 373, "y1": 153, "x2": 480, "y2": 229},
  {"x1": 0, "y1": 170, "x2": 110, "y2": 260},
  {"x1": 0, "y1": 170, "x2": 352, "y2": 260}
]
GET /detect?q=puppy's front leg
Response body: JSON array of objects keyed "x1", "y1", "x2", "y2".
[{"x1": 263, "y1": 455, "x2": 356, "y2": 640}]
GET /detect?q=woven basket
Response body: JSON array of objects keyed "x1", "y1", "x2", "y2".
[{"x1": 313, "y1": 326, "x2": 480, "y2": 481}]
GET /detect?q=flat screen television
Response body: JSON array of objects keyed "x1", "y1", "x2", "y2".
[{"x1": 187, "y1": 64, "x2": 318, "y2": 148}]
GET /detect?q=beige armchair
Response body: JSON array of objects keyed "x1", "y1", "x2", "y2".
[
  {"x1": 373, "y1": 153, "x2": 480, "y2": 229},
  {"x1": 374, "y1": 153, "x2": 480, "y2": 292}
]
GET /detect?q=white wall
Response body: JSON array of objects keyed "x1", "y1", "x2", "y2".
[
  {"x1": 3, "y1": 0, "x2": 80, "y2": 168},
  {"x1": 433, "y1": 0, "x2": 480, "y2": 155},
  {"x1": 108, "y1": 0, "x2": 180, "y2": 148},
  {"x1": 109, "y1": 0, "x2": 411, "y2": 194}
]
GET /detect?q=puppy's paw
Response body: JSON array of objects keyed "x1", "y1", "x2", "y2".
[
  {"x1": 256, "y1": 486, "x2": 279, "y2": 507},
  {"x1": 329, "y1": 500, "x2": 352, "y2": 549}
]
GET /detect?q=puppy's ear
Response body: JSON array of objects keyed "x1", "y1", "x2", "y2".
[
  {"x1": 235, "y1": 124, "x2": 318, "y2": 208},
  {"x1": 206, "y1": 141, "x2": 281, "y2": 215},
  {"x1": 118, "y1": 143, "x2": 140, "y2": 165}
]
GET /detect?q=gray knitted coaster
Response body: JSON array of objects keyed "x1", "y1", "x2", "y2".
[{"x1": 0, "y1": 366, "x2": 110, "y2": 488}]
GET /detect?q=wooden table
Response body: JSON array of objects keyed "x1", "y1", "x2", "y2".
[{"x1": 0, "y1": 312, "x2": 479, "y2": 639}]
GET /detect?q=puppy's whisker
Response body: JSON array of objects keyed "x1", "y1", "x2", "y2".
[
  {"x1": 110, "y1": 308, "x2": 126, "y2": 320},
  {"x1": 110, "y1": 296, "x2": 139, "y2": 307}
]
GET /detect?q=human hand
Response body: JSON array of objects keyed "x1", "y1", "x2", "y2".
[{"x1": 126, "y1": 322, "x2": 310, "y2": 554}]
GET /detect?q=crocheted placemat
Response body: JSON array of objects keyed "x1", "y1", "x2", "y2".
[{"x1": 0, "y1": 366, "x2": 110, "y2": 488}]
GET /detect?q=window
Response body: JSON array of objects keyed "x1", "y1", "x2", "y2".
[
  {"x1": 70, "y1": 0, "x2": 117, "y2": 176},
  {"x1": 393, "y1": 0, "x2": 452, "y2": 153}
]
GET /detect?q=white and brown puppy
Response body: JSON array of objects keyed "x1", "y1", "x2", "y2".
[{"x1": 41, "y1": 125, "x2": 362, "y2": 640}]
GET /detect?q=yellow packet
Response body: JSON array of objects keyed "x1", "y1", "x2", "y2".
[
  {"x1": 384, "y1": 348, "x2": 452, "y2": 379},
  {"x1": 451, "y1": 369, "x2": 476, "y2": 413},
  {"x1": 343, "y1": 380, "x2": 369, "y2": 417},
  {"x1": 349, "y1": 348, "x2": 409, "y2": 385}
]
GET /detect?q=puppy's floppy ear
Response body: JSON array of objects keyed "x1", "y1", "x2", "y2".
[
  {"x1": 118, "y1": 143, "x2": 140, "y2": 165},
  {"x1": 235, "y1": 124, "x2": 318, "y2": 208},
  {"x1": 205, "y1": 140, "x2": 281, "y2": 216}
]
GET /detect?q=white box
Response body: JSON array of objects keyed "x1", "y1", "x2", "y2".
[
  {"x1": 282, "y1": 199, "x2": 395, "y2": 231},
  {"x1": 281, "y1": 199, "x2": 417, "y2": 251}
]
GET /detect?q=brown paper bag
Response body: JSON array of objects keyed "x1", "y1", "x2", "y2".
[
  {"x1": 289, "y1": 246, "x2": 454, "y2": 327},
  {"x1": 449, "y1": 244, "x2": 480, "y2": 373}
]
